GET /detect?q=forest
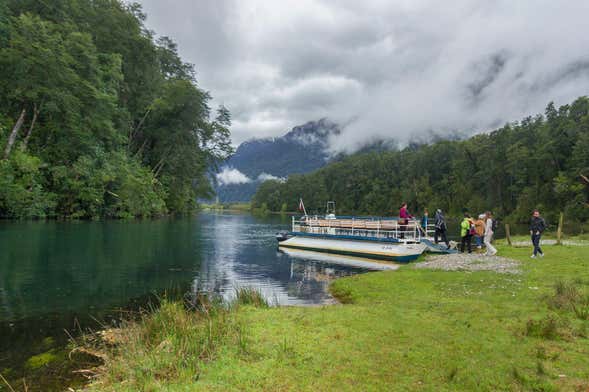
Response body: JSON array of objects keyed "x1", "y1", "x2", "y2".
[
  {"x1": 252, "y1": 97, "x2": 589, "y2": 224},
  {"x1": 0, "y1": 0, "x2": 232, "y2": 219}
]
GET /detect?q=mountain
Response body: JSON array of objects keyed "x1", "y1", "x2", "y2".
[{"x1": 214, "y1": 119, "x2": 339, "y2": 202}]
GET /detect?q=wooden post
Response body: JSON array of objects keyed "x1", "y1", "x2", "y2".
[
  {"x1": 556, "y1": 212, "x2": 564, "y2": 245},
  {"x1": 505, "y1": 224, "x2": 512, "y2": 246}
]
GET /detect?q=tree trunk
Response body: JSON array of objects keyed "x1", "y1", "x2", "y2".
[
  {"x1": 129, "y1": 107, "x2": 152, "y2": 146},
  {"x1": 21, "y1": 104, "x2": 39, "y2": 150},
  {"x1": 581, "y1": 174, "x2": 589, "y2": 207},
  {"x1": 505, "y1": 224, "x2": 512, "y2": 246},
  {"x1": 556, "y1": 212, "x2": 564, "y2": 245},
  {"x1": 3, "y1": 108, "x2": 26, "y2": 160},
  {"x1": 153, "y1": 157, "x2": 166, "y2": 178}
]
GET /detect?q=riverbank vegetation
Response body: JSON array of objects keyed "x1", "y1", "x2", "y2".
[
  {"x1": 253, "y1": 97, "x2": 589, "y2": 225},
  {"x1": 201, "y1": 203, "x2": 252, "y2": 212},
  {"x1": 84, "y1": 245, "x2": 589, "y2": 391},
  {"x1": 0, "y1": 1, "x2": 232, "y2": 219}
]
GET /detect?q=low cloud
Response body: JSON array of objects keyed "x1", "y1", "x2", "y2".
[
  {"x1": 139, "y1": 0, "x2": 589, "y2": 151},
  {"x1": 216, "y1": 167, "x2": 252, "y2": 186},
  {"x1": 257, "y1": 173, "x2": 285, "y2": 182}
]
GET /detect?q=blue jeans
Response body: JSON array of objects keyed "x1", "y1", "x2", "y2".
[
  {"x1": 532, "y1": 233, "x2": 543, "y2": 256},
  {"x1": 475, "y1": 235, "x2": 483, "y2": 247}
]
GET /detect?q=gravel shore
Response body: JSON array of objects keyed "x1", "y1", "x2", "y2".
[{"x1": 415, "y1": 253, "x2": 521, "y2": 274}]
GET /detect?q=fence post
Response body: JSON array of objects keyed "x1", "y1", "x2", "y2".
[
  {"x1": 556, "y1": 212, "x2": 564, "y2": 245},
  {"x1": 505, "y1": 224, "x2": 512, "y2": 246}
]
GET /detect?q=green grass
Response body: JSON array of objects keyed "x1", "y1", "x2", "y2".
[{"x1": 86, "y1": 246, "x2": 589, "y2": 391}]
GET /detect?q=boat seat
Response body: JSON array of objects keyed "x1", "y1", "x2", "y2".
[
  {"x1": 380, "y1": 221, "x2": 398, "y2": 230},
  {"x1": 353, "y1": 221, "x2": 367, "y2": 229},
  {"x1": 338, "y1": 220, "x2": 354, "y2": 228},
  {"x1": 365, "y1": 221, "x2": 381, "y2": 230}
]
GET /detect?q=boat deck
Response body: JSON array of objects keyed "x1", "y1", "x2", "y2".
[
  {"x1": 302, "y1": 217, "x2": 416, "y2": 230},
  {"x1": 295, "y1": 217, "x2": 424, "y2": 243}
]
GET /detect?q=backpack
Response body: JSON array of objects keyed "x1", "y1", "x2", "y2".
[
  {"x1": 491, "y1": 219, "x2": 498, "y2": 232},
  {"x1": 468, "y1": 223, "x2": 476, "y2": 236}
]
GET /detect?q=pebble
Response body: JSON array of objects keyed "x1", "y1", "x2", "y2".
[{"x1": 414, "y1": 253, "x2": 520, "y2": 274}]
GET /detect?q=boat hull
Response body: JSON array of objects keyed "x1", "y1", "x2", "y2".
[{"x1": 278, "y1": 236, "x2": 426, "y2": 262}]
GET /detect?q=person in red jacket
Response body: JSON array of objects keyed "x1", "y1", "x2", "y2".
[{"x1": 399, "y1": 202, "x2": 413, "y2": 239}]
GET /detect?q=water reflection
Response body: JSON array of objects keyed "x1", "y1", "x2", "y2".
[{"x1": 194, "y1": 213, "x2": 369, "y2": 305}]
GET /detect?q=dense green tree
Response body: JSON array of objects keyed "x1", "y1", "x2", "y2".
[{"x1": 0, "y1": 0, "x2": 232, "y2": 218}]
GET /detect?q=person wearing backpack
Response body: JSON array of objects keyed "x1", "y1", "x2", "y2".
[
  {"x1": 530, "y1": 209, "x2": 547, "y2": 258},
  {"x1": 434, "y1": 209, "x2": 450, "y2": 249},
  {"x1": 460, "y1": 212, "x2": 474, "y2": 253},
  {"x1": 474, "y1": 214, "x2": 486, "y2": 249},
  {"x1": 484, "y1": 211, "x2": 497, "y2": 256}
]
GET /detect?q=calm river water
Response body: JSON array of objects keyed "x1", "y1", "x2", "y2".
[{"x1": 0, "y1": 212, "x2": 372, "y2": 389}]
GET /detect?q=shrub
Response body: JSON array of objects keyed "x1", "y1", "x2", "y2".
[
  {"x1": 547, "y1": 280, "x2": 589, "y2": 320},
  {"x1": 525, "y1": 314, "x2": 565, "y2": 340},
  {"x1": 0, "y1": 150, "x2": 55, "y2": 218}
]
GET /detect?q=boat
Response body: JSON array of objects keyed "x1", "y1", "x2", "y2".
[{"x1": 277, "y1": 201, "x2": 454, "y2": 263}]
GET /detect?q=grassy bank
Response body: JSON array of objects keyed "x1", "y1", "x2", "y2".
[{"x1": 86, "y1": 246, "x2": 589, "y2": 391}]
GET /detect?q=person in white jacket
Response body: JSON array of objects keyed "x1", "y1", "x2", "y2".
[{"x1": 484, "y1": 211, "x2": 497, "y2": 256}]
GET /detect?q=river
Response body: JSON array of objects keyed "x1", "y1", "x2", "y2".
[{"x1": 0, "y1": 212, "x2": 371, "y2": 390}]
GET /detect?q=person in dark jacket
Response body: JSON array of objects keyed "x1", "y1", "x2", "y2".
[
  {"x1": 530, "y1": 209, "x2": 547, "y2": 258},
  {"x1": 434, "y1": 209, "x2": 450, "y2": 248}
]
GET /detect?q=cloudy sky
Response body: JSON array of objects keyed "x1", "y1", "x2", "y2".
[{"x1": 137, "y1": 0, "x2": 589, "y2": 152}]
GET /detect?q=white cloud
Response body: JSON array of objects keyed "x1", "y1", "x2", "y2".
[
  {"x1": 139, "y1": 0, "x2": 589, "y2": 151},
  {"x1": 257, "y1": 173, "x2": 285, "y2": 182},
  {"x1": 216, "y1": 167, "x2": 252, "y2": 185}
]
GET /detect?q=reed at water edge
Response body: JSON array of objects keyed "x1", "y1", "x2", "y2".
[{"x1": 78, "y1": 288, "x2": 269, "y2": 390}]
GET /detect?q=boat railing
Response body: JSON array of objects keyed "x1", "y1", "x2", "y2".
[
  {"x1": 425, "y1": 223, "x2": 436, "y2": 238},
  {"x1": 291, "y1": 216, "x2": 427, "y2": 243}
]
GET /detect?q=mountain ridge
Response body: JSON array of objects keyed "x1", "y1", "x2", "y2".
[{"x1": 214, "y1": 119, "x2": 339, "y2": 202}]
